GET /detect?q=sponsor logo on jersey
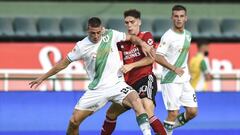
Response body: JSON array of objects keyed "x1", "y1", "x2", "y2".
[{"x1": 123, "y1": 48, "x2": 141, "y2": 60}]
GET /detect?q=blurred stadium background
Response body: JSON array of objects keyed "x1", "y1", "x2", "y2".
[{"x1": 0, "y1": 0, "x2": 240, "y2": 135}]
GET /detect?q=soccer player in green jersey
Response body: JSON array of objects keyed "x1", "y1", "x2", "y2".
[
  {"x1": 155, "y1": 5, "x2": 198, "y2": 135},
  {"x1": 29, "y1": 17, "x2": 155, "y2": 135}
]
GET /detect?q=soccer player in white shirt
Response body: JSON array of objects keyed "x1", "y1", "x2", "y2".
[
  {"x1": 155, "y1": 5, "x2": 198, "y2": 135},
  {"x1": 29, "y1": 17, "x2": 154, "y2": 135}
]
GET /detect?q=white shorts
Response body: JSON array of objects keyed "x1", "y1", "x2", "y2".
[
  {"x1": 161, "y1": 82, "x2": 198, "y2": 110},
  {"x1": 75, "y1": 81, "x2": 134, "y2": 112}
]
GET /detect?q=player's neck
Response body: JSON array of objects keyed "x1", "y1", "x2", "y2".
[
  {"x1": 136, "y1": 31, "x2": 141, "y2": 36},
  {"x1": 173, "y1": 27, "x2": 184, "y2": 34}
]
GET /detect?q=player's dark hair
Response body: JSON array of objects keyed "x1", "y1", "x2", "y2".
[
  {"x1": 197, "y1": 39, "x2": 209, "y2": 49},
  {"x1": 88, "y1": 17, "x2": 101, "y2": 28},
  {"x1": 172, "y1": 5, "x2": 187, "y2": 14},
  {"x1": 124, "y1": 9, "x2": 141, "y2": 19}
]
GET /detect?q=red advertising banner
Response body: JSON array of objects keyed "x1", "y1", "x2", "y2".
[
  {"x1": 189, "y1": 43, "x2": 240, "y2": 69},
  {"x1": 0, "y1": 42, "x2": 240, "y2": 91},
  {"x1": 0, "y1": 42, "x2": 74, "y2": 69}
]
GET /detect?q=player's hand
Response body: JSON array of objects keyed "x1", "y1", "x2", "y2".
[
  {"x1": 29, "y1": 78, "x2": 43, "y2": 89},
  {"x1": 120, "y1": 64, "x2": 134, "y2": 73},
  {"x1": 174, "y1": 67, "x2": 185, "y2": 77},
  {"x1": 141, "y1": 43, "x2": 155, "y2": 59}
]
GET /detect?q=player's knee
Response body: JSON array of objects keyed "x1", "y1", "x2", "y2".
[
  {"x1": 131, "y1": 97, "x2": 142, "y2": 107},
  {"x1": 131, "y1": 97, "x2": 144, "y2": 113},
  {"x1": 106, "y1": 108, "x2": 119, "y2": 120},
  {"x1": 69, "y1": 117, "x2": 80, "y2": 129},
  {"x1": 168, "y1": 110, "x2": 179, "y2": 118},
  {"x1": 187, "y1": 108, "x2": 198, "y2": 119}
]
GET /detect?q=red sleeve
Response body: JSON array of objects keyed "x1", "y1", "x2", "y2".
[
  {"x1": 117, "y1": 41, "x2": 124, "y2": 51},
  {"x1": 142, "y1": 32, "x2": 157, "y2": 49}
]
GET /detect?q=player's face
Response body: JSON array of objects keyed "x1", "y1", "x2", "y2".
[
  {"x1": 172, "y1": 10, "x2": 187, "y2": 30},
  {"x1": 124, "y1": 16, "x2": 141, "y2": 35},
  {"x1": 88, "y1": 26, "x2": 103, "y2": 43}
]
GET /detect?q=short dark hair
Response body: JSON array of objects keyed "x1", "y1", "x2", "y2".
[
  {"x1": 88, "y1": 17, "x2": 101, "y2": 27},
  {"x1": 124, "y1": 9, "x2": 141, "y2": 19},
  {"x1": 197, "y1": 39, "x2": 209, "y2": 49},
  {"x1": 172, "y1": 5, "x2": 187, "y2": 14}
]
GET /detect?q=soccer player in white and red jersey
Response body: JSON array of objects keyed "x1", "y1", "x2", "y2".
[{"x1": 101, "y1": 9, "x2": 166, "y2": 135}]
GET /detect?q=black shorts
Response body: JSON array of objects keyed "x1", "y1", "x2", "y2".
[{"x1": 131, "y1": 74, "x2": 158, "y2": 106}]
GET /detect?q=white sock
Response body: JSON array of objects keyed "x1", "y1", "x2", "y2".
[
  {"x1": 140, "y1": 122, "x2": 151, "y2": 135},
  {"x1": 164, "y1": 120, "x2": 175, "y2": 135}
]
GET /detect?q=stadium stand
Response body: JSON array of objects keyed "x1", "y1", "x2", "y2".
[
  {"x1": 0, "y1": 17, "x2": 239, "y2": 41},
  {"x1": 37, "y1": 17, "x2": 61, "y2": 39},
  {"x1": 60, "y1": 17, "x2": 86, "y2": 38},
  {"x1": 13, "y1": 17, "x2": 38, "y2": 39},
  {"x1": 185, "y1": 19, "x2": 200, "y2": 38},
  {"x1": 0, "y1": 17, "x2": 14, "y2": 39},
  {"x1": 198, "y1": 18, "x2": 222, "y2": 39},
  {"x1": 221, "y1": 18, "x2": 240, "y2": 38},
  {"x1": 152, "y1": 18, "x2": 172, "y2": 38},
  {"x1": 106, "y1": 18, "x2": 126, "y2": 33},
  {"x1": 141, "y1": 18, "x2": 154, "y2": 33}
]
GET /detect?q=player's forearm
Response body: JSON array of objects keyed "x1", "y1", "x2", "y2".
[
  {"x1": 39, "y1": 58, "x2": 70, "y2": 81},
  {"x1": 131, "y1": 57, "x2": 154, "y2": 69},
  {"x1": 40, "y1": 67, "x2": 62, "y2": 81},
  {"x1": 155, "y1": 54, "x2": 176, "y2": 71}
]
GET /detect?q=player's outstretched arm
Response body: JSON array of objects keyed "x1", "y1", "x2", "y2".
[
  {"x1": 29, "y1": 58, "x2": 71, "y2": 89},
  {"x1": 155, "y1": 54, "x2": 184, "y2": 77}
]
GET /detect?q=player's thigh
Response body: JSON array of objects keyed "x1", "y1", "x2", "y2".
[
  {"x1": 132, "y1": 74, "x2": 158, "y2": 106},
  {"x1": 110, "y1": 81, "x2": 144, "y2": 116},
  {"x1": 75, "y1": 90, "x2": 108, "y2": 112},
  {"x1": 180, "y1": 82, "x2": 198, "y2": 108},
  {"x1": 161, "y1": 83, "x2": 182, "y2": 110},
  {"x1": 122, "y1": 91, "x2": 146, "y2": 116},
  {"x1": 110, "y1": 81, "x2": 136, "y2": 107},
  {"x1": 122, "y1": 90, "x2": 141, "y2": 108}
]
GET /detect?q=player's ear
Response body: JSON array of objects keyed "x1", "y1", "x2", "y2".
[
  {"x1": 138, "y1": 19, "x2": 142, "y2": 26},
  {"x1": 101, "y1": 26, "x2": 106, "y2": 35},
  {"x1": 185, "y1": 15, "x2": 188, "y2": 22}
]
